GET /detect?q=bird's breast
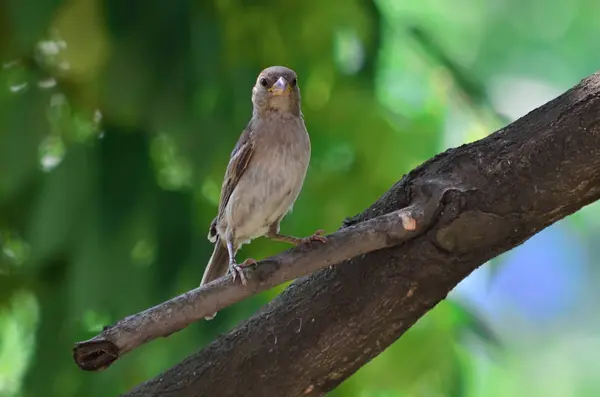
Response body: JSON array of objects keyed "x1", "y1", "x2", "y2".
[{"x1": 224, "y1": 119, "x2": 311, "y2": 243}]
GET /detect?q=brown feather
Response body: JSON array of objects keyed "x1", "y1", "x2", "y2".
[
  {"x1": 211, "y1": 124, "x2": 256, "y2": 234},
  {"x1": 199, "y1": 236, "x2": 230, "y2": 319}
]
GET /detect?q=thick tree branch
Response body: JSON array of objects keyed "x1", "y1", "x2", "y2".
[
  {"x1": 118, "y1": 71, "x2": 600, "y2": 397},
  {"x1": 73, "y1": 205, "x2": 435, "y2": 371}
]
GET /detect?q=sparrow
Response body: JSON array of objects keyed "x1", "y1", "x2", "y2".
[{"x1": 200, "y1": 66, "x2": 327, "y2": 319}]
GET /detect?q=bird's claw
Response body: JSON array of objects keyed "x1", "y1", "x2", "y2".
[
  {"x1": 229, "y1": 263, "x2": 247, "y2": 285},
  {"x1": 301, "y1": 229, "x2": 328, "y2": 245},
  {"x1": 229, "y1": 258, "x2": 257, "y2": 286}
]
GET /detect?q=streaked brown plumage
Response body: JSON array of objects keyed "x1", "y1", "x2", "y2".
[{"x1": 200, "y1": 66, "x2": 326, "y2": 319}]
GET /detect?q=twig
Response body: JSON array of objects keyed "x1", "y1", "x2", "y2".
[{"x1": 72, "y1": 201, "x2": 440, "y2": 371}]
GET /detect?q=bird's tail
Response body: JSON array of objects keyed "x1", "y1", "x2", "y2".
[
  {"x1": 201, "y1": 237, "x2": 230, "y2": 286},
  {"x1": 200, "y1": 238, "x2": 230, "y2": 320}
]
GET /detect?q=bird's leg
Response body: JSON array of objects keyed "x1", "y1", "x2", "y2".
[
  {"x1": 225, "y1": 236, "x2": 247, "y2": 286},
  {"x1": 226, "y1": 233, "x2": 256, "y2": 286},
  {"x1": 266, "y1": 224, "x2": 328, "y2": 246}
]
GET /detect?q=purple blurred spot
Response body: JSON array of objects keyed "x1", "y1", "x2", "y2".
[{"x1": 452, "y1": 220, "x2": 587, "y2": 325}]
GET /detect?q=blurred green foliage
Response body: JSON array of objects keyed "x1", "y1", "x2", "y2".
[{"x1": 1, "y1": 0, "x2": 600, "y2": 396}]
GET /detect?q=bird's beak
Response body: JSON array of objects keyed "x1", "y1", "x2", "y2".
[{"x1": 269, "y1": 76, "x2": 291, "y2": 96}]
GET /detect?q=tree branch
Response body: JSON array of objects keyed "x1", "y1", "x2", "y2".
[
  {"x1": 73, "y1": 204, "x2": 437, "y2": 371},
  {"x1": 115, "y1": 71, "x2": 600, "y2": 397}
]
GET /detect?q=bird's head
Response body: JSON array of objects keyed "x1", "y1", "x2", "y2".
[{"x1": 251, "y1": 66, "x2": 301, "y2": 116}]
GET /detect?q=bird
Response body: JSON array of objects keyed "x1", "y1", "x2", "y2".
[{"x1": 200, "y1": 65, "x2": 327, "y2": 319}]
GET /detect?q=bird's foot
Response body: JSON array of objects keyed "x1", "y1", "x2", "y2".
[
  {"x1": 299, "y1": 229, "x2": 328, "y2": 245},
  {"x1": 229, "y1": 258, "x2": 257, "y2": 286},
  {"x1": 268, "y1": 230, "x2": 328, "y2": 246},
  {"x1": 243, "y1": 257, "x2": 258, "y2": 267}
]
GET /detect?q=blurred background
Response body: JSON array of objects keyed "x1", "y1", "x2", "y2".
[{"x1": 1, "y1": 0, "x2": 600, "y2": 396}]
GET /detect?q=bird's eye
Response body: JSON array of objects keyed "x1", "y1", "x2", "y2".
[
  {"x1": 259, "y1": 77, "x2": 268, "y2": 87},
  {"x1": 291, "y1": 78, "x2": 297, "y2": 87}
]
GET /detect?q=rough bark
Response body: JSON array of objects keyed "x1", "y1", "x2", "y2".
[{"x1": 121, "y1": 71, "x2": 600, "y2": 397}]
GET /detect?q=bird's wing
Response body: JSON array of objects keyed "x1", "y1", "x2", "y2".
[{"x1": 210, "y1": 123, "x2": 255, "y2": 238}]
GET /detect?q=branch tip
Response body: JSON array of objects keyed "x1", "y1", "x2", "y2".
[{"x1": 73, "y1": 339, "x2": 120, "y2": 371}]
